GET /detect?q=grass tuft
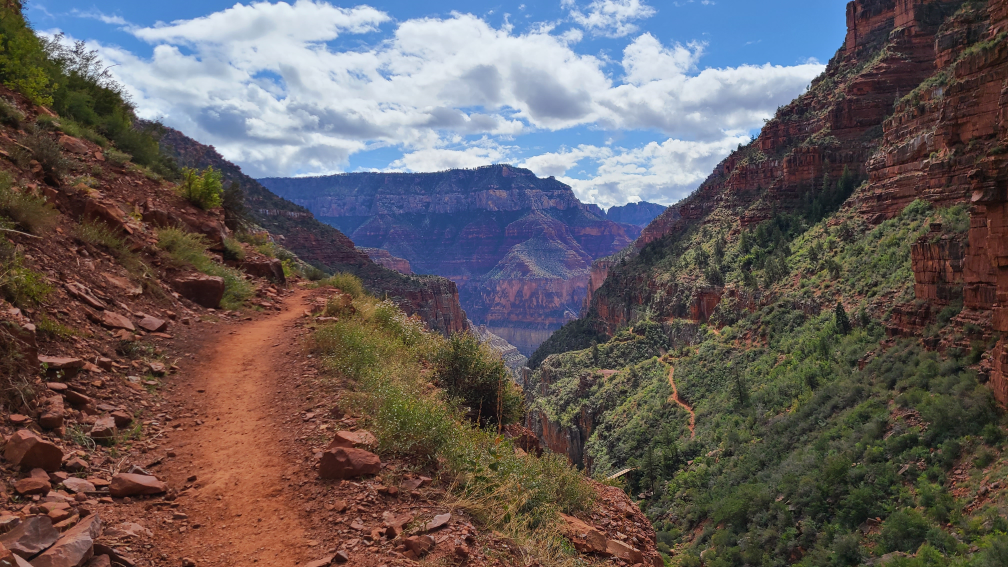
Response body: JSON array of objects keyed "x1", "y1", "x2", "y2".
[
  {"x1": 157, "y1": 227, "x2": 252, "y2": 309},
  {"x1": 0, "y1": 172, "x2": 58, "y2": 234}
]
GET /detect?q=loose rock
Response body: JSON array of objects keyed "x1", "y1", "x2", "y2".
[
  {"x1": 318, "y1": 447, "x2": 381, "y2": 479},
  {"x1": 109, "y1": 474, "x2": 167, "y2": 497},
  {"x1": 30, "y1": 514, "x2": 101, "y2": 567},
  {"x1": 0, "y1": 515, "x2": 60, "y2": 559},
  {"x1": 3, "y1": 430, "x2": 64, "y2": 472}
]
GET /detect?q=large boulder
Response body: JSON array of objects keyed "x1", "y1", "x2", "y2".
[
  {"x1": 30, "y1": 514, "x2": 101, "y2": 567},
  {"x1": 3, "y1": 431, "x2": 63, "y2": 472},
  {"x1": 0, "y1": 515, "x2": 59, "y2": 559},
  {"x1": 109, "y1": 474, "x2": 166, "y2": 498},
  {"x1": 241, "y1": 259, "x2": 286, "y2": 284},
  {"x1": 173, "y1": 275, "x2": 225, "y2": 309},
  {"x1": 318, "y1": 447, "x2": 381, "y2": 480}
]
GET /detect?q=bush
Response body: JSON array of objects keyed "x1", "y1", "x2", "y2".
[
  {"x1": 103, "y1": 148, "x2": 130, "y2": 166},
  {"x1": 15, "y1": 127, "x2": 68, "y2": 179},
  {"x1": 222, "y1": 181, "x2": 248, "y2": 230},
  {"x1": 880, "y1": 509, "x2": 931, "y2": 553},
  {"x1": 73, "y1": 220, "x2": 147, "y2": 276},
  {"x1": 179, "y1": 167, "x2": 223, "y2": 210},
  {"x1": 0, "y1": 173, "x2": 57, "y2": 234},
  {"x1": 0, "y1": 98, "x2": 23, "y2": 127},
  {"x1": 322, "y1": 272, "x2": 365, "y2": 299},
  {"x1": 0, "y1": 240, "x2": 51, "y2": 307},
  {"x1": 433, "y1": 333, "x2": 524, "y2": 429},
  {"x1": 221, "y1": 237, "x2": 245, "y2": 262}
]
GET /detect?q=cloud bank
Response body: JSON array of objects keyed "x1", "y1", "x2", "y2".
[{"x1": 77, "y1": 0, "x2": 824, "y2": 207}]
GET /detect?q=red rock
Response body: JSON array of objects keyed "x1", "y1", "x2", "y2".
[
  {"x1": 403, "y1": 535, "x2": 435, "y2": 558},
  {"x1": 7, "y1": 415, "x2": 29, "y2": 426},
  {"x1": 0, "y1": 542, "x2": 23, "y2": 567},
  {"x1": 62, "y1": 390, "x2": 92, "y2": 408},
  {"x1": 304, "y1": 557, "x2": 333, "y2": 567},
  {"x1": 240, "y1": 259, "x2": 286, "y2": 284},
  {"x1": 62, "y1": 478, "x2": 95, "y2": 494},
  {"x1": 46, "y1": 383, "x2": 68, "y2": 392},
  {"x1": 57, "y1": 136, "x2": 88, "y2": 155},
  {"x1": 37, "y1": 357, "x2": 84, "y2": 374},
  {"x1": 64, "y1": 284, "x2": 107, "y2": 311},
  {"x1": 39, "y1": 397, "x2": 65, "y2": 430},
  {"x1": 99, "y1": 311, "x2": 134, "y2": 332},
  {"x1": 109, "y1": 474, "x2": 166, "y2": 497},
  {"x1": 110, "y1": 411, "x2": 133, "y2": 429},
  {"x1": 14, "y1": 477, "x2": 50, "y2": 496},
  {"x1": 148, "y1": 362, "x2": 165, "y2": 376},
  {"x1": 88, "y1": 417, "x2": 116, "y2": 440},
  {"x1": 420, "y1": 513, "x2": 450, "y2": 533},
  {"x1": 64, "y1": 458, "x2": 89, "y2": 473},
  {"x1": 173, "y1": 275, "x2": 225, "y2": 308},
  {"x1": 382, "y1": 512, "x2": 413, "y2": 538},
  {"x1": 318, "y1": 447, "x2": 381, "y2": 479},
  {"x1": 83, "y1": 200, "x2": 128, "y2": 234},
  {"x1": 560, "y1": 513, "x2": 607, "y2": 554},
  {"x1": 326, "y1": 430, "x2": 377, "y2": 450},
  {"x1": 137, "y1": 316, "x2": 166, "y2": 333},
  {"x1": 4, "y1": 430, "x2": 64, "y2": 471},
  {"x1": 30, "y1": 514, "x2": 101, "y2": 567},
  {"x1": 84, "y1": 555, "x2": 110, "y2": 567},
  {"x1": 0, "y1": 515, "x2": 60, "y2": 559},
  {"x1": 333, "y1": 551, "x2": 349, "y2": 564},
  {"x1": 606, "y1": 539, "x2": 643, "y2": 564}
]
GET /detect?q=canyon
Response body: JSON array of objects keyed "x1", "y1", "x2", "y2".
[{"x1": 260, "y1": 166, "x2": 652, "y2": 354}]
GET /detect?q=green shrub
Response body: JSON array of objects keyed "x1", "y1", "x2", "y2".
[
  {"x1": 321, "y1": 272, "x2": 365, "y2": 299},
  {"x1": 14, "y1": 127, "x2": 68, "y2": 179},
  {"x1": 433, "y1": 333, "x2": 524, "y2": 429},
  {"x1": 222, "y1": 181, "x2": 248, "y2": 230},
  {"x1": 881, "y1": 509, "x2": 931, "y2": 553},
  {"x1": 0, "y1": 240, "x2": 50, "y2": 307},
  {"x1": 0, "y1": 98, "x2": 23, "y2": 127},
  {"x1": 179, "y1": 166, "x2": 223, "y2": 210},
  {"x1": 103, "y1": 148, "x2": 130, "y2": 167},
  {"x1": 0, "y1": 8, "x2": 53, "y2": 105},
  {"x1": 73, "y1": 220, "x2": 147, "y2": 276},
  {"x1": 0, "y1": 173, "x2": 58, "y2": 234},
  {"x1": 221, "y1": 237, "x2": 245, "y2": 262}
]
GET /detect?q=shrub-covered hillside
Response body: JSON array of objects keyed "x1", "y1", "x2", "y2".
[{"x1": 529, "y1": 200, "x2": 1008, "y2": 565}]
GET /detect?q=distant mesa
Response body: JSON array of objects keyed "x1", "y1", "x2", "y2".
[{"x1": 260, "y1": 165, "x2": 634, "y2": 354}]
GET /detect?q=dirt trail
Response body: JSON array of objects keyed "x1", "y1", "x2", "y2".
[
  {"x1": 667, "y1": 365, "x2": 696, "y2": 438},
  {"x1": 156, "y1": 289, "x2": 315, "y2": 566}
]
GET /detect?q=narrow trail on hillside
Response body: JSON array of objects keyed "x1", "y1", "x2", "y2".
[
  {"x1": 667, "y1": 365, "x2": 696, "y2": 438},
  {"x1": 158, "y1": 290, "x2": 314, "y2": 566}
]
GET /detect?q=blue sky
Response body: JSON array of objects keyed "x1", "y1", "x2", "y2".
[{"x1": 26, "y1": 0, "x2": 848, "y2": 207}]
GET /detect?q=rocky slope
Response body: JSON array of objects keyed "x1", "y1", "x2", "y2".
[
  {"x1": 261, "y1": 166, "x2": 634, "y2": 354},
  {"x1": 524, "y1": 1, "x2": 1008, "y2": 564},
  {"x1": 156, "y1": 128, "x2": 467, "y2": 336}
]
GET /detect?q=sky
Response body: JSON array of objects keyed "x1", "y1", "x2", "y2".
[{"x1": 26, "y1": 0, "x2": 849, "y2": 208}]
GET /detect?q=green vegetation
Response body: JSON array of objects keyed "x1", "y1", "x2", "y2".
[
  {"x1": 73, "y1": 220, "x2": 148, "y2": 277},
  {"x1": 530, "y1": 200, "x2": 1007, "y2": 566},
  {"x1": 0, "y1": 172, "x2": 57, "y2": 234},
  {"x1": 0, "y1": 98, "x2": 23, "y2": 127},
  {"x1": 179, "y1": 166, "x2": 223, "y2": 210},
  {"x1": 156, "y1": 227, "x2": 253, "y2": 310},
  {"x1": 13, "y1": 126, "x2": 68, "y2": 180},
  {"x1": 319, "y1": 272, "x2": 366, "y2": 299},
  {"x1": 311, "y1": 287, "x2": 594, "y2": 565},
  {"x1": 434, "y1": 333, "x2": 524, "y2": 429},
  {"x1": 0, "y1": 5, "x2": 178, "y2": 177},
  {"x1": 0, "y1": 239, "x2": 50, "y2": 307}
]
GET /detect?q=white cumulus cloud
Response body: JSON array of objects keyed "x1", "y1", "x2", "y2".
[
  {"x1": 563, "y1": 0, "x2": 656, "y2": 38},
  {"x1": 65, "y1": 0, "x2": 824, "y2": 205}
]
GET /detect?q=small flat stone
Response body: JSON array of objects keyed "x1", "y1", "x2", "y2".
[{"x1": 61, "y1": 478, "x2": 95, "y2": 494}]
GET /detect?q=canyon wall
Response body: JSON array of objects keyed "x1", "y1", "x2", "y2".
[
  {"x1": 585, "y1": 0, "x2": 986, "y2": 337},
  {"x1": 261, "y1": 165, "x2": 633, "y2": 354}
]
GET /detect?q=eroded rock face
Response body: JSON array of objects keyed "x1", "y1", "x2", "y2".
[
  {"x1": 261, "y1": 166, "x2": 633, "y2": 354},
  {"x1": 359, "y1": 248, "x2": 411, "y2": 275}
]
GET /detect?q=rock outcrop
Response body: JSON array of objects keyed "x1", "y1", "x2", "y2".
[{"x1": 261, "y1": 166, "x2": 633, "y2": 354}]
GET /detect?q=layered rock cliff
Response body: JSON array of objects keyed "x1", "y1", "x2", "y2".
[
  {"x1": 584, "y1": 0, "x2": 997, "y2": 336},
  {"x1": 157, "y1": 128, "x2": 468, "y2": 336},
  {"x1": 261, "y1": 166, "x2": 633, "y2": 354}
]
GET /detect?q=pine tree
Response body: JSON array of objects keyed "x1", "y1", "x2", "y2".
[{"x1": 835, "y1": 301, "x2": 851, "y2": 335}]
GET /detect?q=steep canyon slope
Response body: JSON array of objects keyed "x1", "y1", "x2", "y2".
[
  {"x1": 526, "y1": 1, "x2": 1008, "y2": 565},
  {"x1": 156, "y1": 128, "x2": 467, "y2": 336},
  {"x1": 261, "y1": 166, "x2": 634, "y2": 354}
]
